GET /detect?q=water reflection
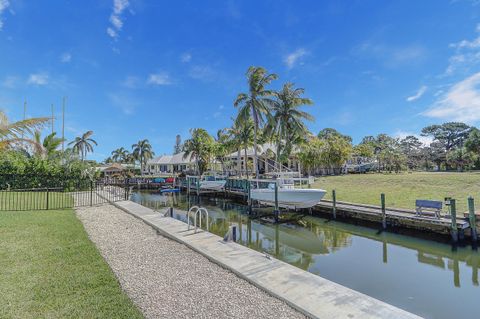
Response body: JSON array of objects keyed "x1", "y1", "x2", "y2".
[{"x1": 131, "y1": 191, "x2": 480, "y2": 319}]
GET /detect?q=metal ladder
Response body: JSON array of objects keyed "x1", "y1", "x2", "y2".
[{"x1": 187, "y1": 206, "x2": 209, "y2": 233}]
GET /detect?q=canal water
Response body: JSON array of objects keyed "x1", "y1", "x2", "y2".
[{"x1": 131, "y1": 191, "x2": 479, "y2": 319}]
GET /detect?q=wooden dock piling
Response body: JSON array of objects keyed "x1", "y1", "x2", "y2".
[
  {"x1": 381, "y1": 193, "x2": 386, "y2": 229},
  {"x1": 468, "y1": 197, "x2": 478, "y2": 242},
  {"x1": 450, "y1": 199, "x2": 458, "y2": 243},
  {"x1": 332, "y1": 190, "x2": 337, "y2": 219},
  {"x1": 274, "y1": 182, "x2": 279, "y2": 222}
]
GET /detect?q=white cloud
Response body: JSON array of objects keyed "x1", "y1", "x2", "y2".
[
  {"x1": 406, "y1": 85, "x2": 427, "y2": 102},
  {"x1": 423, "y1": 72, "x2": 480, "y2": 123},
  {"x1": 444, "y1": 24, "x2": 480, "y2": 76},
  {"x1": 60, "y1": 52, "x2": 72, "y2": 63},
  {"x1": 27, "y1": 73, "x2": 49, "y2": 86},
  {"x1": 108, "y1": 92, "x2": 137, "y2": 115},
  {"x1": 181, "y1": 53, "x2": 192, "y2": 63},
  {"x1": 122, "y1": 76, "x2": 140, "y2": 88},
  {"x1": 188, "y1": 65, "x2": 215, "y2": 81},
  {"x1": 0, "y1": 0, "x2": 10, "y2": 31},
  {"x1": 394, "y1": 130, "x2": 433, "y2": 146},
  {"x1": 107, "y1": 0, "x2": 130, "y2": 40},
  {"x1": 147, "y1": 72, "x2": 172, "y2": 85},
  {"x1": 284, "y1": 48, "x2": 308, "y2": 69},
  {"x1": 355, "y1": 42, "x2": 426, "y2": 67},
  {"x1": 2, "y1": 75, "x2": 19, "y2": 88}
]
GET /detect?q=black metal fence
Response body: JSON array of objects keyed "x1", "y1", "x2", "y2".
[{"x1": 0, "y1": 180, "x2": 131, "y2": 211}]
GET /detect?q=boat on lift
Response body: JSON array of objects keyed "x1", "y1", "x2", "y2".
[
  {"x1": 250, "y1": 172, "x2": 326, "y2": 209},
  {"x1": 199, "y1": 172, "x2": 227, "y2": 191}
]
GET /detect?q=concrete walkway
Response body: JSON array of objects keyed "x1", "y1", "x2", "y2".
[{"x1": 113, "y1": 200, "x2": 421, "y2": 319}]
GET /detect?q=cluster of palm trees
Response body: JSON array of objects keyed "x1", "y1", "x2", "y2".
[
  {"x1": 183, "y1": 66, "x2": 315, "y2": 176},
  {"x1": 1, "y1": 109, "x2": 98, "y2": 161},
  {"x1": 106, "y1": 139, "x2": 155, "y2": 173}
]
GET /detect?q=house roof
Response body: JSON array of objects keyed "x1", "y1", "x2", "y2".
[{"x1": 147, "y1": 152, "x2": 194, "y2": 165}]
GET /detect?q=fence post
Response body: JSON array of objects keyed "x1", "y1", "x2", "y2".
[
  {"x1": 468, "y1": 197, "x2": 478, "y2": 242},
  {"x1": 381, "y1": 193, "x2": 386, "y2": 229},
  {"x1": 46, "y1": 188, "x2": 49, "y2": 210},
  {"x1": 90, "y1": 181, "x2": 93, "y2": 206},
  {"x1": 332, "y1": 189, "x2": 337, "y2": 219},
  {"x1": 450, "y1": 199, "x2": 458, "y2": 243}
]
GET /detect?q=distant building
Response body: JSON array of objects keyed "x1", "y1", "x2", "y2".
[{"x1": 144, "y1": 152, "x2": 195, "y2": 175}]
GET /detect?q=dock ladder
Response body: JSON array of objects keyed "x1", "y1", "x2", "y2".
[{"x1": 187, "y1": 206, "x2": 209, "y2": 233}]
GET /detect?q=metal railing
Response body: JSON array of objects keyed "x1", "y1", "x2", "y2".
[{"x1": 0, "y1": 181, "x2": 131, "y2": 211}]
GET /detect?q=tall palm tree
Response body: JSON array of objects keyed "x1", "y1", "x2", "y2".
[
  {"x1": 183, "y1": 128, "x2": 215, "y2": 175},
  {"x1": 132, "y1": 139, "x2": 154, "y2": 174},
  {"x1": 226, "y1": 118, "x2": 244, "y2": 175},
  {"x1": 236, "y1": 118, "x2": 255, "y2": 178},
  {"x1": 111, "y1": 147, "x2": 129, "y2": 163},
  {"x1": 68, "y1": 130, "x2": 97, "y2": 161},
  {"x1": 268, "y1": 82, "x2": 314, "y2": 168},
  {"x1": 234, "y1": 66, "x2": 278, "y2": 178},
  {"x1": 33, "y1": 131, "x2": 65, "y2": 158},
  {"x1": 0, "y1": 110, "x2": 49, "y2": 150}
]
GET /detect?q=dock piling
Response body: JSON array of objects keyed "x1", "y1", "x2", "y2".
[
  {"x1": 332, "y1": 189, "x2": 337, "y2": 219},
  {"x1": 450, "y1": 199, "x2": 458, "y2": 243},
  {"x1": 274, "y1": 182, "x2": 279, "y2": 223},
  {"x1": 468, "y1": 196, "x2": 478, "y2": 242},
  {"x1": 381, "y1": 193, "x2": 386, "y2": 229}
]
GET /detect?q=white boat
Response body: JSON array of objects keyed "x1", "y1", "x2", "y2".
[
  {"x1": 250, "y1": 173, "x2": 326, "y2": 209},
  {"x1": 199, "y1": 172, "x2": 227, "y2": 191}
]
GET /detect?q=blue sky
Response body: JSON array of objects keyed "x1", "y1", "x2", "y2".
[{"x1": 1, "y1": 0, "x2": 480, "y2": 161}]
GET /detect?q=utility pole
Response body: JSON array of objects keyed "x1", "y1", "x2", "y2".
[
  {"x1": 51, "y1": 104, "x2": 54, "y2": 134},
  {"x1": 62, "y1": 97, "x2": 66, "y2": 152}
]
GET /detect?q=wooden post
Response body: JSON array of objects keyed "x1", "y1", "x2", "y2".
[
  {"x1": 187, "y1": 177, "x2": 190, "y2": 194},
  {"x1": 274, "y1": 182, "x2": 279, "y2": 223},
  {"x1": 332, "y1": 189, "x2": 337, "y2": 219},
  {"x1": 468, "y1": 196, "x2": 478, "y2": 242},
  {"x1": 247, "y1": 181, "x2": 252, "y2": 212},
  {"x1": 381, "y1": 193, "x2": 386, "y2": 229},
  {"x1": 450, "y1": 199, "x2": 458, "y2": 243}
]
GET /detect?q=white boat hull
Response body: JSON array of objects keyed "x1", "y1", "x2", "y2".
[
  {"x1": 199, "y1": 180, "x2": 226, "y2": 191},
  {"x1": 250, "y1": 188, "x2": 326, "y2": 209}
]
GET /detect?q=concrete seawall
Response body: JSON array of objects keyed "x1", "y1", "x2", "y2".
[{"x1": 111, "y1": 200, "x2": 420, "y2": 319}]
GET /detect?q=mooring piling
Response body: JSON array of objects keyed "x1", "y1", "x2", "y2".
[
  {"x1": 381, "y1": 193, "x2": 386, "y2": 229},
  {"x1": 450, "y1": 199, "x2": 458, "y2": 243},
  {"x1": 332, "y1": 189, "x2": 337, "y2": 219},
  {"x1": 274, "y1": 182, "x2": 279, "y2": 223},
  {"x1": 468, "y1": 197, "x2": 478, "y2": 242}
]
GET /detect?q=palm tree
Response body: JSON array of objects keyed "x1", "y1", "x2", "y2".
[
  {"x1": 236, "y1": 118, "x2": 255, "y2": 178},
  {"x1": 268, "y1": 82, "x2": 314, "y2": 168},
  {"x1": 132, "y1": 139, "x2": 154, "y2": 174},
  {"x1": 0, "y1": 110, "x2": 49, "y2": 150},
  {"x1": 33, "y1": 131, "x2": 64, "y2": 158},
  {"x1": 68, "y1": 130, "x2": 97, "y2": 161},
  {"x1": 234, "y1": 66, "x2": 278, "y2": 178},
  {"x1": 111, "y1": 147, "x2": 129, "y2": 163},
  {"x1": 183, "y1": 128, "x2": 215, "y2": 175},
  {"x1": 226, "y1": 118, "x2": 245, "y2": 175}
]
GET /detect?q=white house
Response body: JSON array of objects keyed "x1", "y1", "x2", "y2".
[{"x1": 144, "y1": 152, "x2": 195, "y2": 175}]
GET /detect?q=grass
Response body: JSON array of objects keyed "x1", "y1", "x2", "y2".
[
  {"x1": 313, "y1": 171, "x2": 480, "y2": 214},
  {"x1": 0, "y1": 209, "x2": 143, "y2": 319},
  {"x1": 0, "y1": 191, "x2": 74, "y2": 211}
]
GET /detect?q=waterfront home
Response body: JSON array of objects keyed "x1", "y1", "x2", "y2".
[{"x1": 144, "y1": 152, "x2": 195, "y2": 175}]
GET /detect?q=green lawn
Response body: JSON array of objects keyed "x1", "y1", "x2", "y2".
[
  {"x1": 0, "y1": 209, "x2": 143, "y2": 319},
  {"x1": 313, "y1": 171, "x2": 480, "y2": 214},
  {"x1": 0, "y1": 191, "x2": 74, "y2": 211}
]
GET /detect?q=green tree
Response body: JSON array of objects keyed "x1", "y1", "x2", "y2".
[
  {"x1": 182, "y1": 128, "x2": 215, "y2": 175},
  {"x1": 446, "y1": 147, "x2": 477, "y2": 171},
  {"x1": 111, "y1": 147, "x2": 129, "y2": 163},
  {"x1": 132, "y1": 139, "x2": 154, "y2": 174},
  {"x1": 68, "y1": 130, "x2": 97, "y2": 161},
  {"x1": 318, "y1": 134, "x2": 353, "y2": 174},
  {"x1": 399, "y1": 135, "x2": 423, "y2": 170},
  {"x1": 297, "y1": 137, "x2": 324, "y2": 175},
  {"x1": 267, "y1": 82, "x2": 314, "y2": 168},
  {"x1": 318, "y1": 128, "x2": 352, "y2": 143},
  {"x1": 0, "y1": 110, "x2": 49, "y2": 151},
  {"x1": 33, "y1": 131, "x2": 65, "y2": 158},
  {"x1": 234, "y1": 66, "x2": 278, "y2": 178}
]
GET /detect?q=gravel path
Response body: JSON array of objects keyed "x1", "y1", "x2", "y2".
[{"x1": 76, "y1": 204, "x2": 306, "y2": 319}]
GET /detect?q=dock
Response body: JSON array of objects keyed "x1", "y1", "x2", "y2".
[{"x1": 112, "y1": 200, "x2": 420, "y2": 319}]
